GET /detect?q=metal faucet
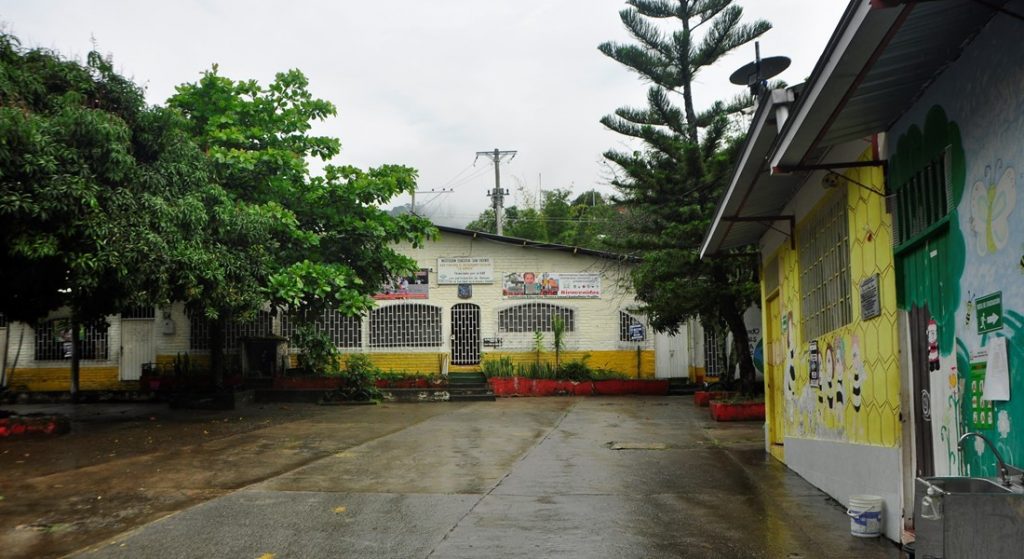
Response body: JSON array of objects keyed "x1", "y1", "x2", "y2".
[{"x1": 958, "y1": 432, "x2": 1012, "y2": 486}]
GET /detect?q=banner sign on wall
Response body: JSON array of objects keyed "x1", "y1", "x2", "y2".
[
  {"x1": 373, "y1": 269, "x2": 429, "y2": 300},
  {"x1": 502, "y1": 272, "x2": 601, "y2": 298},
  {"x1": 437, "y1": 257, "x2": 494, "y2": 284}
]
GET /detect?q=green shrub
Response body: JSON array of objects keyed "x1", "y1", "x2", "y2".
[
  {"x1": 556, "y1": 359, "x2": 591, "y2": 381},
  {"x1": 338, "y1": 353, "x2": 382, "y2": 401},
  {"x1": 590, "y1": 368, "x2": 630, "y2": 381},
  {"x1": 291, "y1": 322, "x2": 340, "y2": 375},
  {"x1": 482, "y1": 356, "x2": 516, "y2": 378}
]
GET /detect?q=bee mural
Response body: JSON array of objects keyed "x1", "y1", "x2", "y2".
[
  {"x1": 818, "y1": 338, "x2": 846, "y2": 427},
  {"x1": 970, "y1": 161, "x2": 1016, "y2": 255},
  {"x1": 965, "y1": 291, "x2": 975, "y2": 328},
  {"x1": 783, "y1": 312, "x2": 797, "y2": 421},
  {"x1": 850, "y1": 335, "x2": 867, "y2": 413}
]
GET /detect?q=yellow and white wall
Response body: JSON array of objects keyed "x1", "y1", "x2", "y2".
[
  {"x1": 2, "y1": 229, "x2": 670, "y2": 389},
  {"x1": 366, "y1": 230, "x2": 655, "y2": 377},
  {"x1": 759, "y1": 143, "x2": 903, "y2": 539}
]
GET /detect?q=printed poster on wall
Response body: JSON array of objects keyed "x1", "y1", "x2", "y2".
[
  {"x1": 502, "y1": 272, "x2": 600, "y2": 298},
  {"x1": 809, "y1": 340, "x2": 820, "y2": 388},
  {"x1": 373, "y1": 269, "x2": 429, "y2": 300},
  {"x1": 437, "y1": 257, "x2": 494, "y2": 284}
]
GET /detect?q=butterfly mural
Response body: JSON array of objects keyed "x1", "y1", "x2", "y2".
[{"x1": 970, "y1": 161, "x2": 1016, "y2": 255}]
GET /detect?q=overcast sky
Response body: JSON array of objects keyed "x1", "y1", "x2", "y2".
[{"x1": 2, "y1": 1, "x2": 847, "y2": 227}]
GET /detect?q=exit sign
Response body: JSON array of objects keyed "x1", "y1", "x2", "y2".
[{"x1": 977, "y1": 292, "x2": 1003, "y2": 335}]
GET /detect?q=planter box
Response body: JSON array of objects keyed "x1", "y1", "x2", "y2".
[
  {"x1": 488, "y1": 377, "x2": 668, "y2": 397},
  {"x1": 694, "y1": 391, "x2": 737, "y2": 407},
  {"x1": 708, "y1": 400, "x2": 765, "y2": 421}
]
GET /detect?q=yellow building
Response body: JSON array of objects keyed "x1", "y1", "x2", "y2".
[{"x1": 703, "y1": 96, "x2": 903, "y2": 538}]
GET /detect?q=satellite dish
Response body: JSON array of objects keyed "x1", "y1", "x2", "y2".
[{"x1": 729, "y1": 56, "x2": 791, "y2": 86}]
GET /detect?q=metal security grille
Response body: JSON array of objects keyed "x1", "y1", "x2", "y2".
[
  {"x1": 704, "y1": 329, "x2": 727, "y2": 377},
  {"x1": 0, "y1": 313, "x2": 7, "y2": 327},
  {"x1": 369, "y1": 304, "x2": 443, "y2": 348},
  {"x1": 893, "y1": 148, "x2": 951, "y2": 246},
  {"x1": 121, "y1": 306, "x2": 156, "y2": 320},
  {"x1": 451, "y1": 304, "x2": 481, "y2": 365},
  {"x1": 619, "y1": 311, "x2": 645, "y2": 341},
  {"x1": 498, "y1": 303, "x2": 575, "y2": 333},
  {"x1": 799, "y1": 189, "x2": 852, "y2": 341},
  {"x1": 189, "y1": 311, "x2": 274, "y2": 350},
  {"x1": 35, "y1": 320, "x2": 109, "y2": 360},
  {"x1": 280, "y1": 310, "x2": 362, "y2": 348}
]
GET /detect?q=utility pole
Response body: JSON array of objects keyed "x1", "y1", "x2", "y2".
[
  {"x1": 475, "y1": 148, "x2": 516, "y2": 235},
  {"x1": 410, "y1": 188, "x2": 453, "y2": 215}
]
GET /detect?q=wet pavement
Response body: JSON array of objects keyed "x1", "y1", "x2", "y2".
[{"x1": 0, "y1": 397, "x2": 902, "y2": 558}]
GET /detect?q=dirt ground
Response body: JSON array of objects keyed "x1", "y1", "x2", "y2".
[{"x1": 0, "y1": 400, "x2": 452, "y2": 559}]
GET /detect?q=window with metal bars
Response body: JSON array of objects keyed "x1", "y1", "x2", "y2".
[
  {"x1": 121, "y1": 306, "x2": 156, "y2": 320},
  {"x1": 893, "y1": 148, "x2": 951, "y2": 246},
  {"x1": 704, "y1": 329, "x2": 727, "y2": 377},
  {"x1": 799, "y1": 189, "x2": 852, "y2": 341},
  {"x1": 189, "y1": 311, "x2": 274, "y2": 351},
  {"x1": 280, "y1": 310, "x2": 362, "y2": 348},
  {"x1": 369, "y1": 304, "x2": 442, "y2": 348},
  {"x1": 618, "y1": 311, "x2": 645, "y2": 341},
  {"x1": 498, "y1": 303, "x2": 575, "y2": 333},
  {"x1": 35, "y1": 319, "x2": 109, "y2": 360}
]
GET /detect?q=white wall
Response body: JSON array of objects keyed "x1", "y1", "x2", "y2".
[{"x1": 786, "y1": 437, "x2": 902, "y2": 540}]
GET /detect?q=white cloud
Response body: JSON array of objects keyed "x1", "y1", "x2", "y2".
[{"x1": 1, "y1": 0, "x2": 846, "y2": 227}]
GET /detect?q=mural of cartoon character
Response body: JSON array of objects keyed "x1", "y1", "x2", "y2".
[
  {"x1": 818, "y1": 338, "x2": 846, "y2": 430},
  {"x1": 969, "y1": 161, "x2": 1016, "y2": 255},
  {"x1": 783, "y1": 311, "x2": 797, "y2": 422},
  {"x1": 850, "y1": 335, "x2": 867, "y2": 413}
]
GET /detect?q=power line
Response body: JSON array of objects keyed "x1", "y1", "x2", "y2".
[{"x1": 474, "y1": 148, "x2": 516, "y2": 235}]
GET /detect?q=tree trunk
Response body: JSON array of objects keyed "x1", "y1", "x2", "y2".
[
  {"x1": 679, "y1": 1, "x2": 700, "y2": 145},
  {"x1": 209, "y1": 316, "x2": 226, "y2": 388},
  {"x1": 721, "y1": 304, "x2": 755, "y2": 395},
  {"x1": 70, "y1": 316, "x2": 81, "y2": 402}
]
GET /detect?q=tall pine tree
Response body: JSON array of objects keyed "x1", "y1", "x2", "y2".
[{"x1": 600, "y1": 0, "x2": 768, "y2": 391}]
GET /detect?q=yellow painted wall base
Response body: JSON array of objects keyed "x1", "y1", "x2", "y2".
[
  {"x1": 6, "y1": 366, "x2": 134, "y2": 392},
  {"x1": 769, "y1": 444, "x2": 785, "y2": 463}
]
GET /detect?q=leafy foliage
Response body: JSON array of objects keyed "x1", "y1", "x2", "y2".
[
  {"x1": 291, "y1": 322, "x2": 341, "y2": 375},
  {"x1": 337, "y1": 353, "x2": 382, "y2": 401},
  {"x1": 465, "y1": 189, "x2": 620, "y2": 248},
  {"x1": 167, "y1": 66, "x2": 437, "y2": 377},
  {"x1": 599, "y1": 1, "x2": 768, "y2": 391}
]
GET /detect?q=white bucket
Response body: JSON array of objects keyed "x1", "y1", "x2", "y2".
[{"x1": 846, "y1": 495, "x2": 883, "y2": 538}]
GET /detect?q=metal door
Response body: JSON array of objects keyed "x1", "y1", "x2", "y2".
[
  {"x1": 120, "y1": 317, "x2": 156, "y2": 381},
  {"x1": 451, "y1": 304, "x2": 481, "y2": 365},
  {"x1": 898, "y1": 231, "x2": 948, "y2": 477}
]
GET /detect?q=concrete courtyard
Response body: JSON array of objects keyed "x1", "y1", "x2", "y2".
[{"x1": 0, "y1": 397, "x2": 901, "y2": 558}]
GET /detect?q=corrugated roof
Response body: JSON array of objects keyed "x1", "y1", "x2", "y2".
[
  {"x1": 435, "y1": 225, "x2": 637, "y2": 262},
  {"x1": 703, "y1": 0, "x2": 1006, "y2": 255}
]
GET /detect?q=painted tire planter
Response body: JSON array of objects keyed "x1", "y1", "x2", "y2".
[
  {"x1": 694, "y1": 391, "x2": 737, "y2": 407},
  {"x1": 487, "y1": 377, "x2": 668, "y2": 397},
  {"x1": 708, "y1": 400, "x2": 765, "y2": 421},
  {"x1": 0, "y1": 413, "x2": 71, "y2": 437}
]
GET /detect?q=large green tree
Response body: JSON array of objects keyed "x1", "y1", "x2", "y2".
[
  {"x1": 168, "y1": 68, "x2": 435, "y2": 378},
  {"x1": 600, "y1": 0, "x2": 768, "y2": 390},
  {"x1": 0, "y1": 34, "x2": 209, "y2": 396}
]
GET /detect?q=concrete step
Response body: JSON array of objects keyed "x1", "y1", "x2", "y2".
[{"x1": 449, "y1": 392, "x2": 496, "y2": 402}]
